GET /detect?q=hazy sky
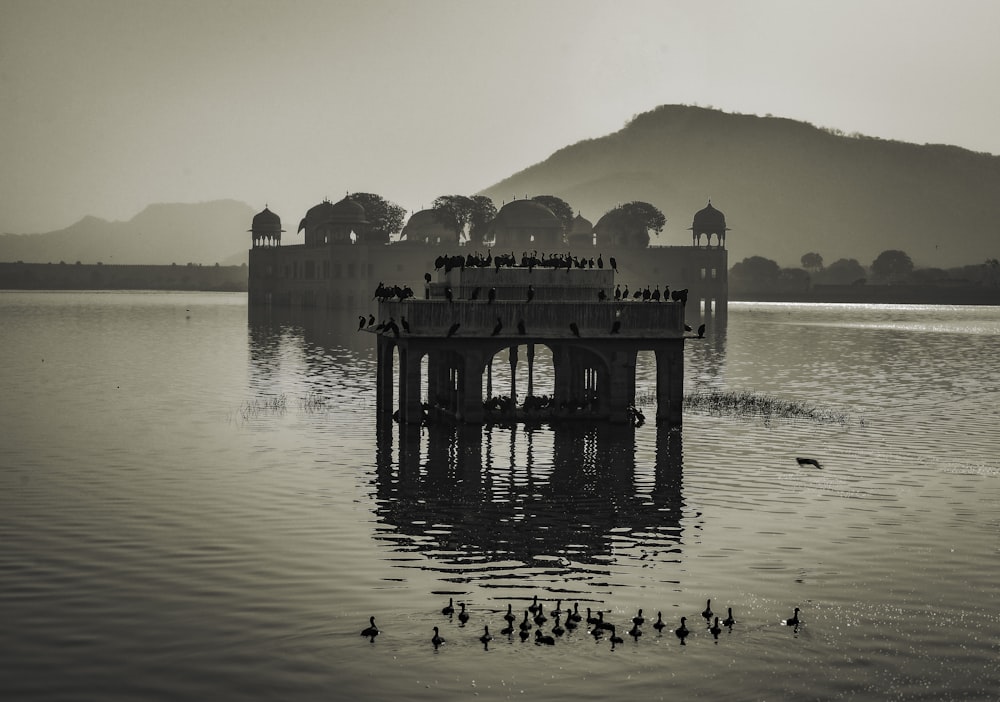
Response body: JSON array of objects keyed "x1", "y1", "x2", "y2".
[{"x1": 3, "y1": 0, "x2": 999, "y2": 234}]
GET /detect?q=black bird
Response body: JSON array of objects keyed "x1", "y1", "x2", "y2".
[
  {"x1": 628, "y1": 622, "x2": 642, "y2": 639},
  {"x1": 632, "y1": 609, "x2": 644, "y2": 626},
  {"x1": 401, "y1": 316, "x2": 411, "y2": 334},
  {"x1": 568, "y1": 603, "x2": 582, "y2": 623},
  {"x1": 685, "y1": 323, "x2": 693, "y2": 332},
  {"x1": 517, "y1": 319, "x2": 526, "y2": 335},
  {"x1": 360, "y1": 616, "x2": 379, "y2": 637},
  {"x1": 598, "y1": 289, "x2": 607, "y2": 301},
  {"x1": 551, "y1": 614, "x2": 565, "y2": 637},
  {"x1": 610, "y1": 320, "x2": 621, "y2": 334},
  {"x1": 609, "y1": 625, "x2": 624, "y2": 645},
  {"x1": 534, "y1": 629, "x2": 556, "y2": 645},
  {"x1": 675, "y1": 616, "x2": 689, "y2": 639},
  {"x1": 520, "y1": 610, "x2": 532, "y2": 632},
  {"x1": 797, "y1": 457, "x2": 822, "y2": 469},
  {"x1": 445, "y1": 286, "x2": 453, "y2": 303},
  {"x1": 374, "y1": 319, "x2": 386, "y2": 332},
  {"x1": 504, "y1": 603, "x2": 516, "y2": 625},
  {"x1": 533, "y1": 604, "x2": 547, "y2": 626},
  {"x1": 622, "y1": 285, "x2": 629, "y2": 299},
  {"x1": 458, "y1": 602, "x2": 469, "y2": 624},
  {"x1": 697, "y1": 323, "x2": 706, "y2": 338},
  {"x1": 479, "y1": 625, "x2": 493, "y2": 645},
  {"x1": 609, "y1": 256, "x2": 617, "y2": 272},
  {"x1": 569, "y1": 322, "x2": 580, "y2": 337},
  {"x1": 432, "y1": 626, "x2": 445, "y2": 648},
  {"x1": 723, "y1": 607, "x2": 735, "y2": 628},
  {"x1": 447, "y1": 322, "x2": 461, "y2": 337},
  {"x1": 702, "y1": 599, "x2": 714, "y2": 620},
  {"x1": 528, "y1": 596, "x2": 540, "y2": 614},
  {"x1": 526, "y1": 284, "x2": 534, "y2": 303},
  {"x1": 710, "y1": 617, "x2": 722, "y2": 640},
  {"x1": 357, "y1": 315, "x2": 366, "y2": 331},
  {"x1": 783, "y1": 607, "x2": 801, "y2": 627},
  {"x1": 615, "y1": 284, "x2": 622, "y2": 300},
  {"x1": 442, "y1": 597, "x2": 454, "y2": 616},
  {"x1": 488, "y1": 287, "x2": 496, "y2": 304},
  {"x1": 491, "y1": 317, "x2": 503, "y2": 336},
  {"x1": 470, "y1": 286, "x2": 481, "y2": 300},
  {"x1": 386, "y1": 318, "x2": 400, "y2": 337},
  {"x1": 653, "y1": 611, "x2": 666, "y2": 632},
  {"x1": 424, "y1": 272, "x2": 432, "y2": 284},
  {"x1": 367, "y1": 314, "x2": 375, "y2": 327},
  {"x1": 597, "y1": 254, "x2": 604, "y2": 269}
]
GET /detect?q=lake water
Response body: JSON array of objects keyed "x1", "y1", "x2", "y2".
[{"x1": 2, "y1": 291, "x2": 998, "y2": 701}]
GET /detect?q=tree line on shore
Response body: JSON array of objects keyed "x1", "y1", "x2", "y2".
[{"x1": 730, "y1": 250, "x2": 1000, "y2": 291}]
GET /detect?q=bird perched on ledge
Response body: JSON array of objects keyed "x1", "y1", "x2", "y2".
[
  {"x1": 447, "y1": 322, "x2": 461, "y2": 337},
  {"x1": 569, "y1": 322, "x2": 580, "y2": 337}
]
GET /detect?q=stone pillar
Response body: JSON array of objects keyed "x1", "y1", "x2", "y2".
[
  {"x1": 460, "y1": 348, "x2": 485, "y2": 423},
  {"x1": 655, "y1": 343, "x2": 684, "y2": 427},
  {"x1": 607, "y1": 348, "x2": 637, "y2": 423},
  {"x1": 400, "y1": 346, "x2": 424, "y2": 424},
  {"x1": 376, "y1": 336, "x2": 394, "y2": 417}
]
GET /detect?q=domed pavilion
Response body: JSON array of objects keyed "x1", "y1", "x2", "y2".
[
  {"x1": 249, "y1": 206, "x2": 284, "y2": 248},
  {"x1": 484, "y1": 199, "x2": 563, "y2": 251},
  {"x1": 690, "y1": 201, "x2": 728, "y2": 247},
  {"x1": 298, "y1": 195, "x2": 369, "y2": 245}
]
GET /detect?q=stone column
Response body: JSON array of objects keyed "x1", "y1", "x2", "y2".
[
  {"x1": 376, "y1": 335, "x2": 394, "y2": 417},
  {"x1": 655, "y1": 343, "x2": 684, "y2": 427},
  {"x1": 460, "y1": 348, "x2": 485, "y2": 423},
  {"x1": 508, "y1": 345, "x2": 518, "y2": 405}
]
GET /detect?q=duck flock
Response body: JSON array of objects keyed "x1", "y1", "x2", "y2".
[{"x1": 360, "y1": 597, "x2": 802, "y2": 650}]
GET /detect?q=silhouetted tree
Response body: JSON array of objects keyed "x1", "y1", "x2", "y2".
[
  {"x1": 349, "y1": 192, "x2": 406, "y2": 244},
  {"x1": 597, "y1": 201, "x2": 666, "y2": 247},
  {"x1": 730, "y1": 256, "x2": 781, "y2": 287},
  {"x1": 432, "y1": 195, "x2": 474, "y2": 243},
  {"x1": 815, "y1": 258, "x2": 867, "y2": 285},
  {"x1": 800, "y1": 252, "x2": 824, "y2": 270},
  {"x1": 468, "y1": 195, "x2": 497, "y2": 244},
  {"x1": 779, "y1": 267, "x2": 811, "y2": 291},
  {"x1": 871, "y1": 249, "x2": 913, "y2": 284},
  {"x1": 531, "y1": 195, "x2": 574, "y2": 235}
]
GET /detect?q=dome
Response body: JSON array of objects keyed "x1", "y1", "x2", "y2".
[
  {"x1": 329, "y1": 195, "x2": 368, "y2": 224},
  {"x1": 569, "y1": 213, "x2": 593, "y2": 237},
  {"x1": 249, "y1": 206, "x2": 283, "y2": 233},
  {"x1": 691, "y1": 201, "x2": 728, "y2": 234},
  {"x1": 400, "y1": 209, "x2": 454, "y2": 242},
  {"x1": 493, "y1": 199, "x2": 562, "y2": 230}
]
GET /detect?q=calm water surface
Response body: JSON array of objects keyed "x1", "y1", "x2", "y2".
[{"x1": 2, "y1": 292, "x2": 998, "y2": 700}]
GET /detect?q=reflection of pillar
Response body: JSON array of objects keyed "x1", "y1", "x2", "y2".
[
  {"x1": 552, "y1": 344, "x2": 571, "y2": 409},
  {"x1": 607, "y1": 349, "x2": 637, "y2": 423},
  {"x1": 527, "y1": 343, "x2": 535, "y2": 398},
  {"x1": 655, "y1": 343, "x2": 684, "y2": 427},
  {"x1": 508, "y1": 345, "x2": 518, "y2": 403}
]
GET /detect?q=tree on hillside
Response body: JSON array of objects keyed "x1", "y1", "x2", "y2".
[
  {"x1": 531, "y1": 195, "x2": 574, "y2": 235},
  {"x1": 871, "y1": 249, "x2": 913, "y2": 284},
  {"x1": 816, "y1": 258, "x2": 867, "y2": 285},
  {"x1": 800, "y1": 252, "x2": 824, "y2": 271},
  {"x1": 349, "y1": 192, "x2": 406, "y2": 244}
]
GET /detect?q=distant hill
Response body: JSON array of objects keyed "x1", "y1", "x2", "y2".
[
  {"x1": 479, "y1": 105, "x2": 1000, "y2": 268},
  {"x1": 0, "y1": 200, "x2": 255, "y2": 265}
]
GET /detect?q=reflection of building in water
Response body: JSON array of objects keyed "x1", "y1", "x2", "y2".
[
  {"x1": 373, "y1": 421, "x2": 685, "y2": 570},
  {"x1": 247, "y1": 197, "x2": 728, "y2": 327}
]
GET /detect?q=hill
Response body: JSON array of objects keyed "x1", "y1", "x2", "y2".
[
  {"x1": 0, "y1": 200, "x2": 255, "y2": 265},
  {"x1": 479, "y1": 105, "x2": 1000, "y2": 268}
]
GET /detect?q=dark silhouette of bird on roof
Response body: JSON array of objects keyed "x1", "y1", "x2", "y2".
[
  {"x1": 796, "y1": 457, "x2": 822, "y2": 469},
  {"x1": 358, "y1": 315, "x2": 366, "y2": 331},
  {"x1": 387, "y1": 318, "x2": 400, "y2": 337},
  {"x1": 424, "y1": 272, "x2": 432, "y2": 284},
  {"x1": 526, "y1": 285, "x2": 534, "y2": 303},
  {"x1": 374, "y1": 319, "x2": 386, "y2": 332},
  {"x1": 609, "y1": 256, "x2": 617, "y2": 272},
  {"x1": 685, "y1": 323, "x2": 693, "y2": 332},
  {"x1": 598, "y1": 289, "x2": 607, "y2": 301},
  {"x1": 488, "y1": 286, "x2": 496, "y2": 304},
  {"x1": 569, "y1": 322, "x2": 580, "y2": 337},
  {"x1": 597, "y1": 254, "x2": 604, "y2": 269},
  {"x1": 697, "y1": 323, "x2": 706, "y2": 338},
  {"x1": 615, "y1": 284, "x2": 621, "y2": 300},
  {"x1": 610, "y1": 320, "x2": 621, "y2": 334},
  {"x1": 401, "y1": 316, "x2": 411, "y2": 334},
  {"x1": 517, "y1": 319, "x2": 526, "y2": 335},
  {"x1": 491, "y1": 317, "x2": 503, "y2": 336},
  {"x1": 445, "y1": 287, "x2": 453, "y2": 303},
  {"x1": 367, "y1": 314, "x2": 375, "y2": 327},
  {"x1": 447, "y1": 322, "x2": 461, "y2": 337}
]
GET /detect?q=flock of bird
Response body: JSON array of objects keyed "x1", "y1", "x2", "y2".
[{"x1": 360, "y1": 597, "x2": 803, "y2": 650}]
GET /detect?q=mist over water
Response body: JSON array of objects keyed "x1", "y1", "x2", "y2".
[{"x1": 2, "y1": 292, "x2": 998, "y2": 700}]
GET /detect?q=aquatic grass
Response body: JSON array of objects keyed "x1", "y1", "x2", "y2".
[
  {"x1": 299, "y1": 391, "x2": 329, "y2": 412},
  {"x1": 683, "y1": 389, "x2": 849, "y2": 424},
  {"x1": 234, "y1": 393, "x2": 287, "y2": 422}
]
